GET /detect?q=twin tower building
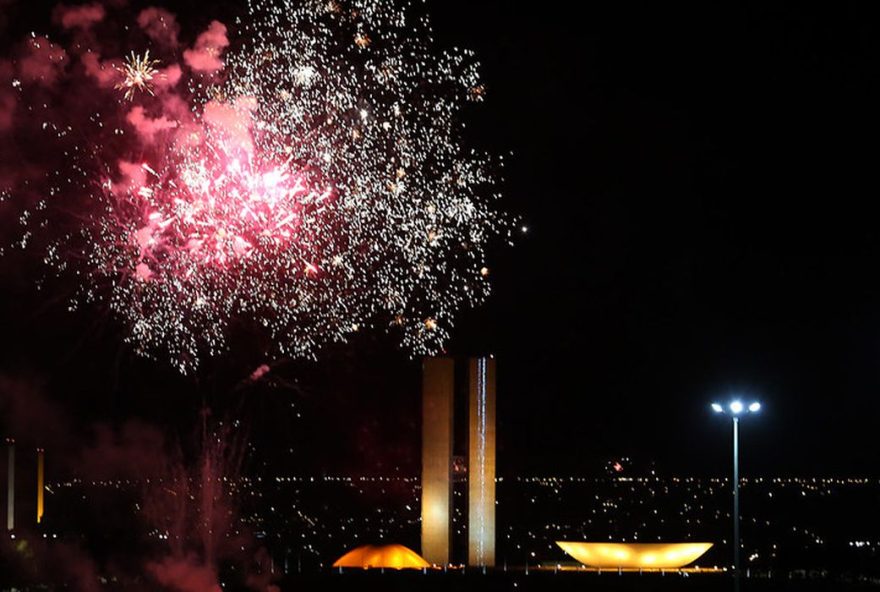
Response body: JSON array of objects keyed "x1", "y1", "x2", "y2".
[{"x1": 421, "y1": 356, "x2": 496, "y2": 567}]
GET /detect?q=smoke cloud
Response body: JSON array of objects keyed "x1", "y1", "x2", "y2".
[
  {"x1": 127, "y1": 105, "x2": 179, "y2": 144},
  {"x1": 137, "y1": 7, "x2": 181, "y2": 50},
  {"x1": 54, "y1": 3, "x2": 106, "y2": 31},
  {"x1": 183, "y1": 21, "x2": 229, "y2": 73},
  {"x1": 18, "y1": 36, "x2": 68, "y2": 86},
  {"x1": 146, "y1": 555, "x2": 222, "y2": 592}
]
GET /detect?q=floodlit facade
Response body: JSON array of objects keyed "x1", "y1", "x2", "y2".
[
  {"x1": 556, "y1": 541, "x2": 713, "y2": 569},
  {"x1": 420, "y1": 357, "x2": 454, "y2": 565},
  {"x1": 6, "y1": 439, "x2": 13, "y2": 531},
  {"x1": 468, "y1": 357, "x2": 496, "y2": 567},
  {"x1": 36, "y1": 448, "x2": 44, "y2": 524},
  {"x1": 421, "y1": 356, "x2": 497, "y2": 567},
  {"x1": 332, "y1": 544, "x2": 431, "y2": 569}
]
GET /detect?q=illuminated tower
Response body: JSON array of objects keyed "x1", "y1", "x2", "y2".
[
  {"x1": 420, "y1": 357, "x2": 454, "y2": 566},
  {"x1": 421, "y1": 356, "x2": 498, "y2": 567},
  {"x1": 6, "y1": 438, "x2": 13, "y2": 531},
  {"x1": 468, "y1": 357, "x2": 496, "y2": 567},
  {"x1": 36, "y1": 448, "x2": 44, "y2": 524}
]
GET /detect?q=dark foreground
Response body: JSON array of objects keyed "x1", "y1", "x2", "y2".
[
  {"x1": 5, "y1": 570, "x2": 880, "y2": 591},
  {"x1": 268, "y1": 571, "x2": 878, "y2": 592}
]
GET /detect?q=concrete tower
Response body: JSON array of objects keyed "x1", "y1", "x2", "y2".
[
  {"x1": 420, "y1": 357, "x2": 454, "y2": 566},
  {"x1": 37, "y1": 448, "x2": 44, "y2": 525},
  {"x1": 6, "y1": 438, "x2": 14, "y2": 531},
  {"x1": 468, "y1": 357, "x2": 496, "y2": 566},
  {"x1": 421, "y1": 356, "x2": 497, "y2": 567}
]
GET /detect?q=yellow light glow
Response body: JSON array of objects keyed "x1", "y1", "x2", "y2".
[
  {"x1": 556, "y1": 541, "x2": 713, "y2": 569},
  {"x1": 36, "y1": 449, "x2": 44, "y2": 525},
  {"x1": 421, "y1": 357, "x2": 454, "y2": 566},
  {"x1": 332, "y1": 544, "x2": 431, "y2": 569}
]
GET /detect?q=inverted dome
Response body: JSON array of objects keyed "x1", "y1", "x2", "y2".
[
  {"x1": 332, "y1": 544, "x2": 431, "y2": 569},
  {"x1": 556, "y1": 541, "x2": 713, "y2": 569}
]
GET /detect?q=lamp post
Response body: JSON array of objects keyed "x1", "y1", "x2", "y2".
[{"x1": 711, "y1": 399, "x2": 761, "y2": 592}]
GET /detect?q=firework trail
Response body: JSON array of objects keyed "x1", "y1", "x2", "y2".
[{"x1": 0, "y1": 0, "x2": 510, "y2": 374}]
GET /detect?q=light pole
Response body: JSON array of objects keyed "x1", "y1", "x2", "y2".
[{"x1": 711, "y1": 399, "x2": 761, "y2": 592}]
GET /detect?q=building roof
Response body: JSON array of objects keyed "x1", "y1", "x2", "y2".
[
  {"x1": 332, "y1": 544, "x2": 431, "y2": 569},
  {"x1": 556, "y1": 541, "x2": 713, "y2": 569}
]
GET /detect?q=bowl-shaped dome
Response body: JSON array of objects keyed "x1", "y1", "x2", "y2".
[
  {"x1": 332, "y1": 544, "x2": 431, "y2": 569},
  {"x1": 556, "y1": 541, "x2": 713, "y2": 569}
]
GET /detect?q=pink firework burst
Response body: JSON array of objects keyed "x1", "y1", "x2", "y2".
[
  {"x1": 128, "y1": 112, "x2": 334, "y2": 275},
  {"x1": 7, "y1": 0, "x2": 510, "y2": 374}
]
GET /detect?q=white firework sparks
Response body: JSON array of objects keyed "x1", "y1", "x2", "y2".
[{"x1": 40, "y1": 0, "x2": 510, "y2": 374}]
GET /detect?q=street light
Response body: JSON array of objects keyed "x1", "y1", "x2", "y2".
[{"x1": 711, "y1": 398, "x2": 761, "y2": 592}]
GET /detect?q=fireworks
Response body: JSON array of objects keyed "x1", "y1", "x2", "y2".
[
  {"x1": 7, "y1": 0, "x2": 509, "y2": 373},
  {"x1": 115, "y1": 50, "x2": 161, "y2": 100}
]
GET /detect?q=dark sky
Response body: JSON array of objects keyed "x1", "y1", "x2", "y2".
[
  {"x1": 2, "y1": 1, "x2": 880, "y2": 478},
  {"x1": 441, "y1": 1, "x2": 880, "y2": 476}
]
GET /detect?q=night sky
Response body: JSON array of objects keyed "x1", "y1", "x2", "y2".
[{"x1": 2, "y1": 1, "x2": 880, "y2": 479}]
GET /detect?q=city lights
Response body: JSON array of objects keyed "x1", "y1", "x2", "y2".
[{"x1": 0, "y1": 0, "x2": 869, "y2": 589}]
